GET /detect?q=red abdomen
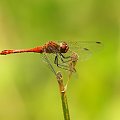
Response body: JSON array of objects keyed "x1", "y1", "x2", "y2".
[{"x1": 0, "y1": 46, "x2": 44, "y2": 55}]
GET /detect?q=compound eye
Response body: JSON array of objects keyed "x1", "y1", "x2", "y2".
[
  {"x1": 59, "y1": 42, "x2": 69, "y2": 53},
  {"x1": 60, "y1": 42, "x2": 66, "y2": 48}
]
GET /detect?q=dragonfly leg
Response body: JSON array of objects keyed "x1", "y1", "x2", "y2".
[
  {"x1": 58, "y1": 53, "x2": 72, "y2": 64},
  {"x1": 59, "y1": 53, "x2": 70, "y2": 59},
  {"x1": 54, "y1": 54, "x2": 71, "y2": 71}
]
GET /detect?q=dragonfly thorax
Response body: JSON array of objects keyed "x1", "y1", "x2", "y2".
[{"x1": 59, "y1": 42, "x2": 69, "y2": 53}]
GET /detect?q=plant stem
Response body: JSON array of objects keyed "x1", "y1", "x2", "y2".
[
  {"x1": 61, "y1": 91, "x2": 70, "y2": 120},
  {"x1": 56, "y1": 72, "x2": 70, "y2": 120},
  {"x1": 43, "y1": 54, "x2": 70, "y2": 120}
]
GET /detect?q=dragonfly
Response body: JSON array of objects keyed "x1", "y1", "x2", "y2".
[{"x1": 0, "y1": 40, "x2": 102, "y2": 71}]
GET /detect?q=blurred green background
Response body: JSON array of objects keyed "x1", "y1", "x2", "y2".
[{"x1": 0, "y1": 0, "x2": 119, "y2": 120}]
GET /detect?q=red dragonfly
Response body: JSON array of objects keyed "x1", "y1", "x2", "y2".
[{"x1": 0, "y1": 41, "x2": 102, "y2": 70}]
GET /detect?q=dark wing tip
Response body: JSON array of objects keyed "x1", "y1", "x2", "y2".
[{"x1": 96, "y1": 41, "x2": 102, "y2": 44}]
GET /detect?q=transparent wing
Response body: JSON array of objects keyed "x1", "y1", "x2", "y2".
[
  {"x1": 57, "y1": 39, "x2": 102, "y2": 49},
  {"x1": 58, "y1": 40, "x2": 103, "y2": 61},
  {"x1": 42, "y1": 53, "x2": 57, "y2": 75}
]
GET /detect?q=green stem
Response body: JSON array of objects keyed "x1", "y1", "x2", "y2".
[
  {"x1": 61, "y1": 91, "x2": 70, "y2": 120},
  {"x1": 56, "y1": 72, "x2": 70, "y2": 120}
]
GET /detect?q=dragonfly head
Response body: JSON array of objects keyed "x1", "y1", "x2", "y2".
[{"x1": 59, "y1": 42, "x2": 69, "y2": 53}]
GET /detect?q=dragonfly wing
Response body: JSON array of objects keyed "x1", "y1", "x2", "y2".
[
  {"x1": 42, "y1": 53, "x2": 57, "y2": 75},
  {"x1": 60, "y1": 40, "x2": 102, "y2": 61},
  {"x1": 65, "y1": 47, "x2": 92, "y2": 61},
  {"x1": 68, "y1": 41, "x2": 102, "y2": 51}
]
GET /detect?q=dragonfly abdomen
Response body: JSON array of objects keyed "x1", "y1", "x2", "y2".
[{"x1": 0, "y1": 46, "x2": 44, "y2": 55}]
